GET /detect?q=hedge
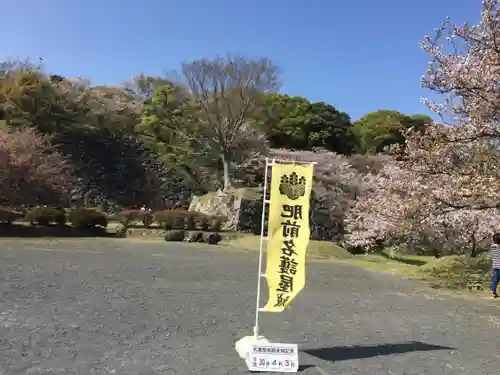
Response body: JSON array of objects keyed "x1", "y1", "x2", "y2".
[
  {"x1": 68, "y1": 208, "x2": 108, "y2": 229},
  {"x1": 165, "y1": 230, "x2": 186, "y2": 242},
  {"x1": 0, "y1": 209, "x2": 23, "y2": 224},
  {"x1": 9, "y1": 205, "x2": 226, "y2": 232},
  {"x1": 26, "y1": 206, "x2": 66, "y2": 226},
  {"x1": 153, "y1": 210, "x2": 226, "y2": 231},
  {"x1": 117, "y1": 209, "x2": 153, "y2": 227}
]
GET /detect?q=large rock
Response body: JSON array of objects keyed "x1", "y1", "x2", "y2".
[
  {"x1": 189, "y1": 188, "x2": 262, "y2": 231},
  {"x1": 189, "y1": 188, "x2": 261, "y2": 231}
]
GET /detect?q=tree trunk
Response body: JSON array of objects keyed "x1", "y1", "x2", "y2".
[
  {"x1": 470, "y1": 233, "x2": 478, "y2": 258},
  {"x1": 221, "y1": 153, "x2": 231, "y2": 191}
]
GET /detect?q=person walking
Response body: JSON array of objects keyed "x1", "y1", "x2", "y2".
[{"x1": 490, "y1": 233, "x2": 500, "y2": 298}]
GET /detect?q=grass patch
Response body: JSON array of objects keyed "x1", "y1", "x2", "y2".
[
  {"x1": 222, "y1": 234, "x2": 494, "y2": 295},
  {"x1": 378, "y1": 248, "x2": 434, "y2": 266},
  {"x1": 340, "y1": 252, "x2": 492, "y2": 292},
  {"x1": 334, "y1": 254, "x2": 423, "y2": 277},
  {"x1": 221, "y1": 234, "x2": 352, "y2": 259},
  {"x1": 222, "y1": 234, "x2": 433, "y2": 273},
  {"x1": 418, "y1": 255, "x2": 491, "y2": 290}
]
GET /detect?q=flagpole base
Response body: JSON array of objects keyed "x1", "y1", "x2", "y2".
[{"x1": 235, "y1": 335, "x2": 270, "y2": 359}]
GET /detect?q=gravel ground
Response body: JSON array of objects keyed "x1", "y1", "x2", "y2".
[{"x1": 0, "y1": 239, "x2": 499, "y2": 375}]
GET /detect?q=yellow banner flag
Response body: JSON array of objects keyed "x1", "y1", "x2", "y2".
[{"x1": 262, "y1": 162, "x2": 314, "y2": 312}]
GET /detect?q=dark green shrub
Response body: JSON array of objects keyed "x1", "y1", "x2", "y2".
[
  {"x1": 0, "y1": 209, "x2": 23, "y2": 224},
  {"x1": 165, "y1": 230, "x2": 186, "y2": 242},
  {"x1": 68, "y1": 208, "x2": 108, "y2": 229},
  {"x1": 205, "y1": 233, "x2": 222, "y2": 245},
  {"x1": 154, "y1": 210, "x2": 192, "y2": 229},
  {"x1": 26, "y1": 206, "x2": 66, "y2": 226}
]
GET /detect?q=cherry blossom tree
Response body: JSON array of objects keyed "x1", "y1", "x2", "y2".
[
  {"x1": 415, "y1": 0, "x2": 500, "y2": 210},
  {"x1": 268, "y1": 148, "x2": 360, "y2": 192},
  {"x1": 344, "y1": 159, "x2": 500, "y2": 256},
  {"x1": 0, "y1": 127, "x2": 75, "y2": 206},
  {"x1": 241, "y1": 147, "x2": 387, "y2": 206},
  {"x1": 345, "y1": 1, "x2": 500, "y2": 255}
]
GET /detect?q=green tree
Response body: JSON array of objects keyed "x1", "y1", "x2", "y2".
[
  {"x1": 409, "y1": 114, "x2": 434, "y2": 131},
  {"x1": 259, "y1": 93, "x2": 355, "y2": 154},
  {"x1": 309, "y1": 102, "x2": 355, "y2": 154},
  {"x1": 353, "y1": 110, "x2": 432, "y2": 154},
  {"x1": 0, "y1": 67, "x2": 80, "y2": 132},
  {"x1": 259, "y1": 93, "x2": 315, "y2": 149},
  {"x1": 136, "y1": 83, "x2": 204, "y2": 184}
]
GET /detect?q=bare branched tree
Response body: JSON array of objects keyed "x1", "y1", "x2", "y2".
[{"x1": 177, "y1": 55, "x2": 281, "y2": 190}]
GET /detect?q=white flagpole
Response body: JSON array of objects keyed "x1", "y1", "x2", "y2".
[
  {"x1": 253, "y1": 157, "x2": 274, "y2": 339},
  {"x1": 235, "y1": 157, "x2": 318, "y2": 366}
]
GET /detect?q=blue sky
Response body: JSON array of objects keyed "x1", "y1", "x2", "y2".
[{"x1": 0, "y1": 0, "x2": 479, "y2": 121}]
